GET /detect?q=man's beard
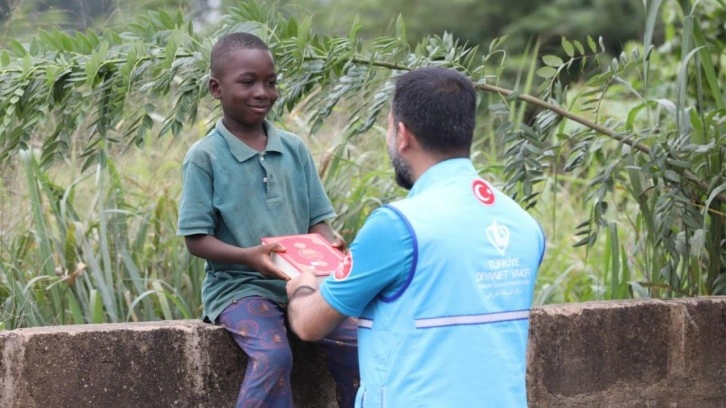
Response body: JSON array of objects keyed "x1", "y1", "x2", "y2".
[{"x1": 388, "y1": 145, "x2": 414, "y2": 190}]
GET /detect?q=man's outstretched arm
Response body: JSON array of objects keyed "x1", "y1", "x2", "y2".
[{"x1": 286, "y1": 271, "x2": 348, "y2": 341}]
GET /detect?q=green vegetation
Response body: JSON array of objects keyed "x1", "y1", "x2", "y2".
[{"x1": 0, "y1": 0, "x2": 724, "y2": 329}]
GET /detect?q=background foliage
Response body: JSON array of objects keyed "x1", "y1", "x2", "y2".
[{"x1": 0, "y1": 0, "x2": 724, "y2": 329}]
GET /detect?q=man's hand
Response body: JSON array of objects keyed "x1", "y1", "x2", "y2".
[{"x1": 286, "y1": 267, "x2": 319, "y2": 299}]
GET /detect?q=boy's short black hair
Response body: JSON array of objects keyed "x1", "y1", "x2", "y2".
[
  {"x1": 210, "y1": 32, "x2": 270, "y2": 77},
  {"x1": 392, "y1": 67, "x2": 476, "y2": 156}
]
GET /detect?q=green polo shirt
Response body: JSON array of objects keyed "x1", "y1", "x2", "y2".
[{"x1": 177, "y1": 119, "x2": 335, "y2": 323}]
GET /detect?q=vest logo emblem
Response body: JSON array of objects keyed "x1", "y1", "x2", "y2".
[
  {"x1": 472, "y1": 179, "x2": 495, "y2": 206},
  {"x1": 487, "y1": 219, "x2": 510, "y2": 255},
  {"x1": 334, "y1": 252, "x2": 353, "y2": 281}
]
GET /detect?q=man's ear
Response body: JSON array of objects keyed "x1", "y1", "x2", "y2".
[
  {"x1": 397, "y1": 121, "x2": 417, "y2": 152},
  {"x1": 209, "y1": 77, "x2": 221, "y2": 99}
]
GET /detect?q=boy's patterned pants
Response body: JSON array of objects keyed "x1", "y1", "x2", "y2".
[{"x1": 219, "y1": 296, "x2": 360, "y2": 408}]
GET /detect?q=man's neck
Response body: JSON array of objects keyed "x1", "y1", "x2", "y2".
[{"x1": 409, "y1": 153, "x2": 469, "y2": 185}]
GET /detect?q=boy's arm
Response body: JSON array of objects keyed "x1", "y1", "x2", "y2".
[
  {"x1": 185, "y1": 234, "x2": 290, "y2": 281},
  {"x1": 308, "y1": 222, "x2": 346, "y2": 251}
]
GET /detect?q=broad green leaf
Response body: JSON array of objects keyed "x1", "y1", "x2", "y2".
[
  {"x1": 159, "y1": 10, "x2": 175, "y2": 28},
  {"x1": 664, "y1": 170, "x2": 680, "y2": 183},
  {"x1": 8, "y1": 39, "x2": 26, "y2": 56},
  {"x1": 542, "y1": 55, "x2": 563, "y2": 67},
  {"x1": 0, "y1": 50, "x2": 10, "y2": 66},
  {"x1": 587, "y1": 35, "x2": 597, "y2": 53},
  {"x1": 536, "y1": 66, "x2": 557, "y2": 78},
  {"x1": 29, "y1": 38, "x2": 38, "y2": 55},
  {"x1": 667, "y1": 159, "x2": 691, "y2": 170},
  {"x1": 22, "y1": 54, "x2": 32, "y2": 73},
  {"x1": 573, "y1": 40, "x2": 585, "y2": 56},
  {"x1": 90, "y1": 289, "x2": 105, "y2": 324},
  {"x1": 561, "y1": 37, "x2": 574, "y2": 58}
]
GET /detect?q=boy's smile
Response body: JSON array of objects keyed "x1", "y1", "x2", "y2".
[{"x1": 209, "y1": 48, "x2": 278, "y2": 136}]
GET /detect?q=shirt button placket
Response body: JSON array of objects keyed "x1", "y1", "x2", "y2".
[{"x1": 260, "y1": 153, "x2": 269, "y2": 187}]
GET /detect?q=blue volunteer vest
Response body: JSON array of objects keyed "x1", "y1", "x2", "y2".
[{"x1": 355, "y1": 160, "x2": 545, "y2": 407}]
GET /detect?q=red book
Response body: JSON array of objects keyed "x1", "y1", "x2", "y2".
[{"x1": 261, "y1": 233, "x2": 344, "y2": 281}]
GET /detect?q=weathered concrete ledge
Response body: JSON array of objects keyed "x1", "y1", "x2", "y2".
[
  {"x1": 1, "y1": 297, "x2": 724, "y2": 407},
  {"x1": 528, "y1": 297, "x2": 726, "y2": 408}
]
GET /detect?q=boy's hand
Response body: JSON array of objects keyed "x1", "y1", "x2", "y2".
[
  {"x1": 252, "y1": 242, "x2": 290, "y2": 281},
  {"x1": 308, "y1": 222, "x2": 346, "y2": 252},
  {"x1": 331, "y1": 234, "x2": 347, "y2": 252}
]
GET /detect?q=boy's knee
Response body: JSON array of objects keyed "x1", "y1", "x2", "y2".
[{"x1": 264, "y1": 346, "x2": 293, "y2": 370}]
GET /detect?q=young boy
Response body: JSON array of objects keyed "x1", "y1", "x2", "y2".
[{"x1": 177, "y1": 32, "x2": 359, "y2": 408}]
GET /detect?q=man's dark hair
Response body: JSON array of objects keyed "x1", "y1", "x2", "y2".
[
  {"x1": 210, "y1": 32, "x2": 270, "y2": 77},
  {"x1": 391, "y1": 67, "x2": 476, "y2": 156}
]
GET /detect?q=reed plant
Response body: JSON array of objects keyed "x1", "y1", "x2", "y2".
[{"x1": 1, "y1": 134, "x2": 206, "y2": 328}]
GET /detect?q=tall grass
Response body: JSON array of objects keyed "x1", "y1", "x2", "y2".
[{"x1": 1, "y1": 132, "x2": 205, "y2": 328}]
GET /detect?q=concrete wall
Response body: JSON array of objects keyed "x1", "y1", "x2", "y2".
[
  {"x1": 1, "y1": 297, "x2": 724, "y2": 408},
  {"x1": 527, "y1": 297, "x2": 726, "y2": 408}
]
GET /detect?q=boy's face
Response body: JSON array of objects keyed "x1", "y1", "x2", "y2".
[{"x1": 209, "y1": 48, "x2": 278, "y2": 129}]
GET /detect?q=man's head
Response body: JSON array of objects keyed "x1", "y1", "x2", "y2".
[
  {"x1": 209, "y1": 32, "x2": 278, "y2": 130},
  {"x1": 387, "y1": 67, "x2": 476, "y2": 189}
]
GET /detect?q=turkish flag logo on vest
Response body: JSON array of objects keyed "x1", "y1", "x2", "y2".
[
  {"x1": 334, "y1": 252, "x2": 353, "y2": 281},
  {"x1": 472, "y1": 179, "x2": 496, "y2": 206}
]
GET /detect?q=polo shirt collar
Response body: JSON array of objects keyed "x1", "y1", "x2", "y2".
[
  {"x1": 408, "y1": 158, "x2": 476, "y2": 197},
  {"x1": 215, "y1": 119, "x2": 284, "y2": 162}
]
